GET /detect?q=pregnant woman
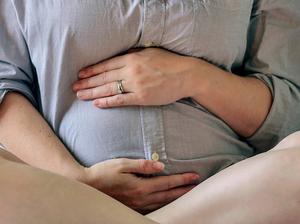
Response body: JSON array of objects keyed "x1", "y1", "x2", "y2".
[{"x1": 1, "y1": 0, "x2": 300, "y2": 215}]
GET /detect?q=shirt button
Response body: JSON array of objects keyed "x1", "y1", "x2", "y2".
[
  {"x1": 144, "y1": 41, "x2": 154, "y2": 48},
  {"x1": 151, "y1": 152, "x2": 160, "y2": 161}
]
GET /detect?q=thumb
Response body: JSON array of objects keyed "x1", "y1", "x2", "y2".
[{"x1": 119, "y1": 159, "x2": 165, "y2": 174}]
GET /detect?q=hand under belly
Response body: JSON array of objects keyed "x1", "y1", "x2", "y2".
[{"x1": 59, "y1": 100, "x2": 253, "y2": 180}]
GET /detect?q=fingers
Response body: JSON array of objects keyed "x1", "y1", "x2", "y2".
[
  {"x1": 144, "y1": 173, "x2": 200, "y2": 193},
  {"x1": 93, "y1": 93, "x2": 136, "y2": 108},
  {"x1": 76, "y1": 81, "x2": 122, "y2": 100},
  {"x1": 73, "y1": 70, "x2": 120, "y2": 92},
  {"x1": 137, "y1": 203, "x2": 164, "y2": 215},
  {"x1": 150, "y1": 185, "x2": 196, "y2": 204},
  {"x1": 115, "y1": 158, "x2": 165, "y2": 174},
  {"x1": 79, "y1": 56, "x2": 126, "y2": 78},
  {"x1": 138, "y1": 185, "x2": 196, "y2": 211},
  {"x1": 90, "y1": 158, "x2": 199, "y2": 213}
]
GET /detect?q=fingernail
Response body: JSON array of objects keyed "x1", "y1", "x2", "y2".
[
  {"x1": 73, "y1": 84, "x2": 79, "y2": 91},
  {"x1": 93, "y1": 100, "x2": 101, "y2": 107},
  {"x1": 191, "y1": 174, "x2": 200, "y2": 180},
  {"x1": 78, "y1": 70, "x2": 86, "y2": 78},
  {"x1": 77, "y1": 91, "x2": 84, "y2": 98},
  {"x1": 153, "y1": 162, "x2": 165, "y2": 170}
]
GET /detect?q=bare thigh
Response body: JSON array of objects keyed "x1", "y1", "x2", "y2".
[
  {"x1": 271, "y1": 131, "x2": 300, "y2": 150},
  {"x1": 148, "y1": 132, "x2": 300, "y2": 224}
]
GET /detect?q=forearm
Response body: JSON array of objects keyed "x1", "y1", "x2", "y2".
[
  {"x1": 0, "y1": 157, "x2": 157, "y2": 224},
  {"x1": 184, "y1": 58, "x2": 272, "y2": 137},
  {"x1": 0, "y1": 92, "x2": 84, "y2": 180}
]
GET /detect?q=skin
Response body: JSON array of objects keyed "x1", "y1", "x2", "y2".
[
  {"x1": 0, "y1": 92, "x2": 199, "y2": 213},
  {"x1": 148, "y1": 134, "x2": 300, "y2": 224},
  {"x1": 1, "y1": 46, "x2": 270, "y2": 212},
  {"x1": 0, "y1": 132, "x2": 299, "y2": 223},
  {"x1": 0, "y1": 150, "x2": 157, "y2": 224},
  {"x1": 74, "y1": 47, "x2": 272, "y2": 137}
]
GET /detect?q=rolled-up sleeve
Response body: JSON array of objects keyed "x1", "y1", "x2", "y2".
[
  {"x1": 0, "y1": 1, "x2": 37, "y2": 106},
  {"x1": 244, "y1": 0, "x2": 300, "y2": 152}
]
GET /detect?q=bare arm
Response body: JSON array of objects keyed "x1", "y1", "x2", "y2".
[
  {"x1": 0, "y1": 92, "x2": 85, "y2": 180},
  {"x1": 185, "y1": 59, "x2": 272, "y2": 137}
]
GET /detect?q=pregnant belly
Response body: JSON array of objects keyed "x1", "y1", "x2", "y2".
[
  {"x1": 59, "y1": 100, "x2": 145, "y2": 166},
  {"x1": 59, "y1": 100, "x2": 254, "y2": 180}
]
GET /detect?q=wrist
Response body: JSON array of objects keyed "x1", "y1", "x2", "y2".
[
  {"x1": 75, "y1": 166, "x2": 90, "y2": 183},
  {"x1": 181, "y1": 57, "x2": 212, "y2": 98},
  {"x1": 78, "y1": 166, "x2": 97, "y2": 187},
  {"x1": 61, "y1": 163, "x2": 87, "y2": 183}
]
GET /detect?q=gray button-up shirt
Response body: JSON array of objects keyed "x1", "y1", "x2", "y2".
[{"x1": 1, "y1": 0, "x2": 300, "y2": 179}]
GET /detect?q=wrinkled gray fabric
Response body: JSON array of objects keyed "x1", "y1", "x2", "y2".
[{"x1": 1, "y1": 0, "x2": 300, "y2": 179}]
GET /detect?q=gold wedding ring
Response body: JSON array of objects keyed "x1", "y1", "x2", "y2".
[{"x1": 116, "y1": 80, "x2": 125, "y2": 94}]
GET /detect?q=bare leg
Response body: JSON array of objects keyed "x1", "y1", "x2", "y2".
[
  {"x1": 271, "y1": 131, "x2": 300, "y2": 151},
  {"x1": 148, "y1": 132, "x2": 300, "y2": 224},
  {"x1": 1, "y1": 131, "x2": 299, "y2": 224},
  {"x1": 0, "y1": 151, "x2": 157, "y2": 224}
]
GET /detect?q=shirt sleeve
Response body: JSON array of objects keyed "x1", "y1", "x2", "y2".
[
  {"x1": 244, "y1": 0, "x2": 300, "y2": 152},
  {"x1": 0, "y1": 0, "x2": 37, "y2": 107}
]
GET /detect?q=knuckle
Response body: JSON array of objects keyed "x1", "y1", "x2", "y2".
[
  {"x1": 127, "y1": 66, "x2": 135, "y2": 75},
  {"x1": 86, "y1": 66, "x2": 95, "y2": 75},
  {"x1": 101, "y1": 63, "x2": 108, "y2": 72},
  {"x1": 115, "y1": 95, "x2": 125, "y2": 105},
  {"x1": 101, "y1": 71, "x2": 108, "y2": 83},
  {"x1": 78, "y1": 80, "x2": 86, "y2": 88},
  {"x1": 88, "y1": 89, "x2": 94, "y2": 99},
  {"x1": 166, "y1": 180, "x2": 173, "y2": 190},
  {"x1": 135, "y1": 78, "x2": 145, "y2": 87},
  {"x1": 133, "y1": 187, "x2": 145, "y2": 196},
  {"x1": 139, "y1": 160, "x2": 149, "y2": 173},
  {"x1": 138, "y1": 91, "x2": 149, "y2": 101},
  {"x1": 103, "y1": 97, "x2": 110, "y2": 107},
  {"x1": 116, "y1": 158, "x2": 128, "y2": 167},
  {"x1": 132, "y1": 64, "x2": 142, "y2": 74},
  {"x1": 85, "y1": 78, "x2": 91, "y2": 87},
  {"x1": 113, "y1": 158, "x2": 128, "y2": 172},
  {"x1": 105, "y1": 84, "x2": 114, "y2": 96}
]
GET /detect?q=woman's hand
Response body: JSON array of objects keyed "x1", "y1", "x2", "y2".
[
  {"x1": 73, "y1": 48, "x2": 194, "y2": 108},
  {"x1": 81, "y1": 158, "x2": 199, "y2": 213}
]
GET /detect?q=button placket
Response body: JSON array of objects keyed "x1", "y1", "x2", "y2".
[
  {"x1": 140, "y1": 106, "x2": 168, "y2": 164},
  {"x1": 138, "y1": 1, "x2": 168, "y2": 167},
  {"x1": 139, "y1": 0, "x2": 166, "y2": 47}
]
